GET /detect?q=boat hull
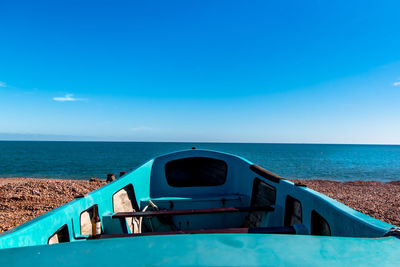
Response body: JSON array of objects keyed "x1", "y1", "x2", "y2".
[{"x1": 1, "y1": 234, "x2": 400, "y2": 266}]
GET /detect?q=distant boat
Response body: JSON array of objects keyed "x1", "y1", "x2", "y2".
[{"x1": 0, "y1": 149, "x2": 399, "y2": 266}]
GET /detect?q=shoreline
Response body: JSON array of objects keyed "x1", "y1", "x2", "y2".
[{"x1": 0, "y1": 178, "x2": 399, "y2": 233}]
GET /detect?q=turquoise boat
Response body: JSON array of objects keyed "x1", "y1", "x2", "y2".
[{"x1": 0, "y1": 149, "x2": 399, "y2": 266}]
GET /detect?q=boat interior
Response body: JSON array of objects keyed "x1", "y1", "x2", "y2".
[{"x1": 0, "y1": 149, "x2": 395, "y2": 249}]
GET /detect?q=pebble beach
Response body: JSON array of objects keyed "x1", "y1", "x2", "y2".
[
  {"x1": 0, "y1": 178, "x2": 399, "y2": 233},
  {"x1": 0, "y1": 178, "x2": 106, "y2": 232}
]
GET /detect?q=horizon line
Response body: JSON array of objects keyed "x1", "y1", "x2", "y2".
[{"x1": 0, "y1": 139, "x2": 399, "y2": 146}]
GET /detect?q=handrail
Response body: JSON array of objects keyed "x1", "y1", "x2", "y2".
[
  {"x1": 112, "y1": 206, "x2": 274, "y2": 219},
  {"x1": 90, "y1": 226, "x2": 295, "y2": 239}
]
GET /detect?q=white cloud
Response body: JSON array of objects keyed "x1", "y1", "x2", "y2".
[
  {"x1": 53, "y1": 94, "x2": 85, "y2": 102},
  {"x1": 0, "y1": 81, "x2": 6, "y2": 87},
  {"x1": 130, "y1": 126, "x2": 153, "y2": 132},
  {"x1": 393, "y1": 81, "x2": 400, "y2": 86}
]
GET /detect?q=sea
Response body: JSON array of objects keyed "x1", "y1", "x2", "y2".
[{"x1": 0, "y1": 141, "x2": 400, "y2": 182}]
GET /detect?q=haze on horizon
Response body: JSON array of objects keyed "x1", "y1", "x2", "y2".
[{"x1": 1, "y1": 1, "x2": 400, "y2": 144}]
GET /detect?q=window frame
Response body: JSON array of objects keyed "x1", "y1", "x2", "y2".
[{"x1": 165, "y1": 157, "x2": 228, "y2": 187}]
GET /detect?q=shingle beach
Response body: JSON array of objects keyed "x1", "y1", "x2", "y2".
[{"x1": 0, "y1": 178, "x2": 398, "y2": 233}]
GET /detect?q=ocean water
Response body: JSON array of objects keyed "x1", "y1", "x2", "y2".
[{"x1": 0, "y1": 141, "x2": 400, "y2": 181}]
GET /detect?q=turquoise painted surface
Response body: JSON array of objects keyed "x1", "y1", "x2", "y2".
[
  {"x1": 0, "y1": 149, "x2": 394, "y2": 247},
  {"x1": 1, "y1": 234, "x2": 399, "y2": 266},
  {"x1": 1, "y1": 141, "x2": 400, "y2": 181},
  {"x1": 0, "y1": 149, "x2": 398, "y2": 266},
  {"x1": 0, "y1": 159, "x2": 154, "y2": 248}
]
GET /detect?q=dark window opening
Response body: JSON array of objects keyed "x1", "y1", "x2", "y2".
[
  {"x1": 243, "y1": 178, "x2": 276, "y2": 228},
  {"x1": 165, "y1": 157, "x2": 227, "y2": 187},
  {"x1": 284, "y1": 195, "x2": 302, "y2": 226},
  {"x1": 311, "y1": 210, "x2": 331, "y2": 236},
  {"x1": 251, "y1": 178, "x2": 276, "y2": 207},
  {"x1": 48, "y1": 224, "x2": 70, "y2": 244}
]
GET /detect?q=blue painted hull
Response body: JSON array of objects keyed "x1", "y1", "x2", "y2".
[
  {"x1": 1, "y1": 234, "x2": 400, "y2": 266},
  {"x1": 0, "y1": 149, "x2": 398, "y2": 266}
]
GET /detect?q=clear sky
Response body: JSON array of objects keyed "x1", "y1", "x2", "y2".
[{"x1": 1, "y1": 0, "x2": 400, "y2": 143}]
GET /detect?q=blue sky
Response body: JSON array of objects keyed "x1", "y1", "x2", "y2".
[{"x1": 1, "y1": 0, "x2": 400, "y2": 143}]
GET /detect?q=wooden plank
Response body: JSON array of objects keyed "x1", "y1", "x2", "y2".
[
  {"x1": 112, "y1": 206, "x2": 274, "y2": 219},
  {"x1": 250, "y1": 164, "x2": 283, "y2": 183},
  {"x1": 94, "y1": 226, "x2": 295, "y2": 239}
]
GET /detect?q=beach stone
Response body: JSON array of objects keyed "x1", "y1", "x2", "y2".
[
  {"x1": 0, "y1": 178, "x2": 106, "y2": 232},
  {"x1": 106, "y1": 174, "x2": 116, "y2": 183}
]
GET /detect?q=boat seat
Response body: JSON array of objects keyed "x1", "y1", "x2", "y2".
[
  {"x1": 102, "y1": 215, "x2": 128, "y2": 235},
  {"x1": 139, "y1": 195, "x2": 248, "y2": 210},
  {"x1": 112, "y1": 205, "x2": 275, "y2": 219},
  {"x1": 92, "y1": 226, "x2": 295, "y2": 240}
]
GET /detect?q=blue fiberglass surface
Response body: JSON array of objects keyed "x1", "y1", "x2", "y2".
[
  {"x1": 0, "y1": 234, "x2": 399, "y2": 267},
  {"x1": 0, "y1": 148, "x2": 398, "y2": 266},
  {"x1": 302, "y1": 186, "x2": 394, "y2": 231},
  {"x1": 0, "y1": 159, "x2": 154, "y2": 248}
]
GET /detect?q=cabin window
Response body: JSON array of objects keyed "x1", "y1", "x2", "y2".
[
  {"x1": 251, "y1": 178, "x2": 276, "y2": 206},
  {"x1": 243, "y1": 178, "x2": 276, "y2": 228},
  {"x1": 113, "y1": 184, "x2": 140, "y2": 233},
  {"x1": 80, "y1": 205, "x2": 98, "y2": 235},
  {"x1": 311, "y1": 210, "x2": 331, "y2": 236},
  {"x1": 165, "y1": 157, "x2": 227, "y2": 187},
  {"x1": 284, "y1": 195, "x2": 302, "y2": 226},
  {"x1": 48, "y1": 224, "x2": 70, "y2": 244},
  {"x1": 113, "y1": 184, "x2": 139, "y2": 212}
]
